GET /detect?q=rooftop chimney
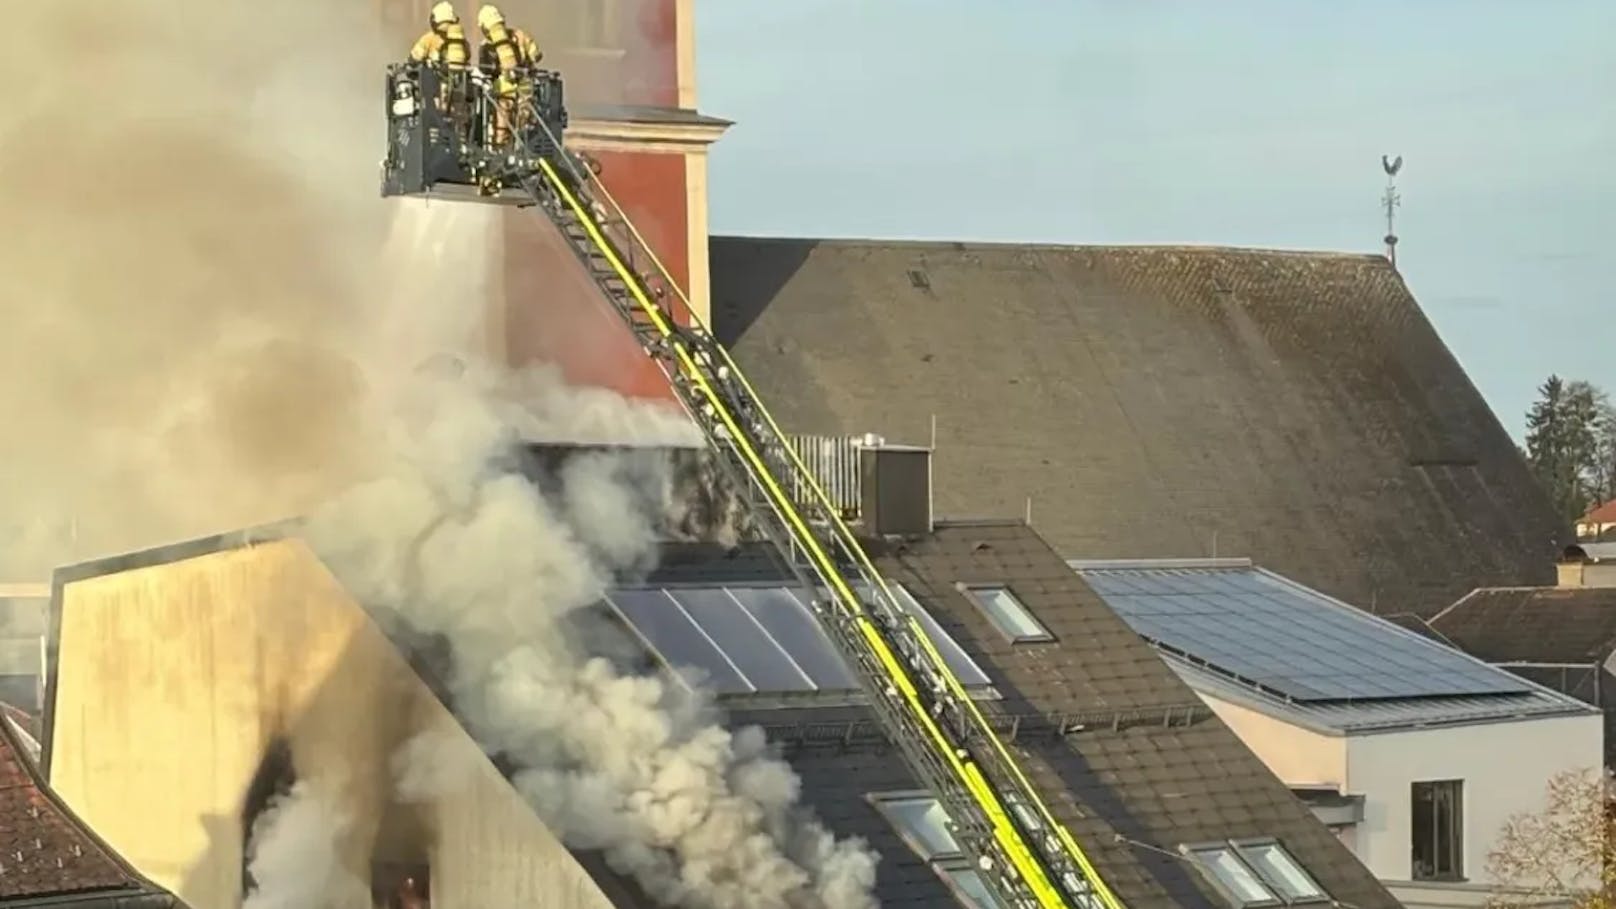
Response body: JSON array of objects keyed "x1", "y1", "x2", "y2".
[{"x1": 859, "y1": 441, "x2": 934, "y2": 538}]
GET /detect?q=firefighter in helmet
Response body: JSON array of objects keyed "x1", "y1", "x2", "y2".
[
  {"x1": 409, "y1": 2, "x2": 471, "y2": 67},
  {"x1": 475, "y1": 4, "x2": 542, "y2": 151}
]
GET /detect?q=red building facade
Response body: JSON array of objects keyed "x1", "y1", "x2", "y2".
[{"x1": 376, "y1": 0, "x2": 727, "y2": 401}]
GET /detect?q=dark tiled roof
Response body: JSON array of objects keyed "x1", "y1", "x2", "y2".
[
  {"x1": 1376, "y1": 612, "x2": 1457, "y2": 647},
  {"x1": 1429, "y1": 587, "x2": 1616, "y2": 664},
  {"x1": 711, "y1": 238, "x2": 1565, "y2": 618},
  {"x1": 0, "y1": 713, "x2": 177, "y2": 906},
  {"x1": 731, "y1": 522, "x2": 1397, "y2": 909}
]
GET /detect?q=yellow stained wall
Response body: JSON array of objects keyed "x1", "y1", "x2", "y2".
[{"x1": 48, "y1": 539, "x2": 616, "y2": 909}]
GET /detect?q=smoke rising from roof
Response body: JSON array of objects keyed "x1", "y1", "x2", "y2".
[
  {"x1": 243, "y1": 779, "x2": 371, "y2": 909},
  {"x1": 0, "y1": 1, "x2": 397, "y2": 579},
  {"x1": 305, "y1": 360, "x2": 879, "y2": 909},
  {"x1": 2, "y1": 1, "x2": 877, "y2": 905}
]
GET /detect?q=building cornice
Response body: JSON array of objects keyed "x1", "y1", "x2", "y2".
[{"x1": 567, "y1": 115, "x2": 730, "y2": 153}]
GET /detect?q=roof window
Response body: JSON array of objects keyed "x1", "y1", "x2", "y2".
[
  {"x1": 959, "y1": 584, "x2": 1053, "y2": 643},
  {"x1": 1183, "y1": 840, "x2": 1327, "y2": 907}
]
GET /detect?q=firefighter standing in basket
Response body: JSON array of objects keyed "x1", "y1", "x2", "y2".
[
  {"x1": 409, "y1": 2, "x2": 471, "y2": 67},
  {"x1": 476, "y1": 4, "x2": 542, "y2": 153}
]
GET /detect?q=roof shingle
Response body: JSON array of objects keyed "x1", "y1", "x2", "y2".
[
  {"x1": 725, "y1": 522, "x2": 1398, "y2": 909},
  {"x1": 712, "y1": 238, "x2": 1565, "y2": 618},
  {"x1": 0, "y1": 712, "x2": 169, "y2": 903},
  {"x1": 1430, "y1": 587, "x2": 1616, "y2": 664}
]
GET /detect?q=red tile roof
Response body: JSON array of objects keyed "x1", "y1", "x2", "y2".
[
  {"x1": 1582, "y1": 500, "x2": 1616, "y2": 525},
  {"x1": 0, "y1": 714, "x2": 146, "y2": 899}
]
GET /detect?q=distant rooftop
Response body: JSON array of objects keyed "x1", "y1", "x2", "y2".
[{"x1": 1070, "y1": 557, "x2": 1593, "y2": 734}]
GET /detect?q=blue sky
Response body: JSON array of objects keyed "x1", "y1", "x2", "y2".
[{"x1": 695, "y1": 0, "x2": 1614, "y2": 438}]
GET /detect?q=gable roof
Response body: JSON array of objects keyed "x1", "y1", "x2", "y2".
[
  {"x1": 604, "y1": 522, "x2": 1399, "y2": 909},
  {"x1": 710, "y1": 237, "x2": 1564, "y2": 618},
  {"x1": 1429, "y1": 586, "x2": 1616, "y2": 664},
  {"x1": 0, "y1": 705, "x2": 180, "y2": 908},
  {"x1": 1067, "y1": 558, "x2": 1591, "y2": 735},
  {"x1": 1581, "y1": 500, "x2": 1616, "y2": 525}
]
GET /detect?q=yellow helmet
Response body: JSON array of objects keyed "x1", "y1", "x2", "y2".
[
  {"x1": 429, "y1": 1, "x2": 458, "y2": 26},
  {"x1": 476, "y1": 4, "x2": 506, "y2": 32}
]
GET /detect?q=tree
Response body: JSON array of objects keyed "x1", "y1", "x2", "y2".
[
  {"x1": 1593, "y1": 401, "x2": 1616, "y2": 508},
  {"x1": 1525, "y1": 376, "x2": 1609, "y2": 524},
  {"x1": 1487, "y1": 767, "x2": 1616, "y2": 909}
]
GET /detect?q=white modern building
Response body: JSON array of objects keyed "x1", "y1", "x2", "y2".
[{"x1": 1071, "y1": 558, "x2": 1603, "y2": 909}]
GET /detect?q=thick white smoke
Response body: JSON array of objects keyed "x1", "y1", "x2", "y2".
[
  {"x1": 5, "y1": 1, "x2": 881, "y2": 905},
  {"x1": 305, "y1": 358, "x2": 880, "y2": 909},
  {"x1": 243, "y1": 780, "x2": 371, "y2": 909}
]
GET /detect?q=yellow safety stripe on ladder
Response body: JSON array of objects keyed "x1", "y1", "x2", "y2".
[
  {"x1": 538, "y1": 159, "x2": 1088, "y2": 909},
  {"x1": 569, "y1": 168, "x2": 1128, "y2": 909},
  {"x1": 578, "y1": 168, "x2": 1127, "y2": 909}
]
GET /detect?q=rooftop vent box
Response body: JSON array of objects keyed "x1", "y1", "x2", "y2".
[{"x1": 860, "y1": 443, "x2": 933, "y2": 537}]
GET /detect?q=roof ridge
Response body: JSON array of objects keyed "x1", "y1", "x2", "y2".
[{"x1": 709, "y1": 234, "x2": 1392, "y2": 261}]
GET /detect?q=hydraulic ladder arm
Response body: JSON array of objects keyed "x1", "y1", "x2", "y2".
[{"x1": 447, "y1": 88, "x2": 1127, "y2": 909}]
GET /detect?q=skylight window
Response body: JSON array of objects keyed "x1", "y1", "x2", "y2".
[
  {"x1": 960, "y1": 584, "x2": 1052, "y2": 643},
  {"x1": 940, "y1": 868, "x2": 1001, "y2": 909},
  {"x1": 871, "y1": 794, "x2": 961, "y2": 859},
  {"x1": 1189, "y1": 846, "x2": 1279, "y2": 906},
  {"x1": 869, "y1": 793, "x2": 1005, "y2": 909},
  {"x1": 1236, "y1": 842, "x2": 1326, "y2": 902},
  {"x1": 1183, "y1": 840, "x2": 1328, "y2": 907}
]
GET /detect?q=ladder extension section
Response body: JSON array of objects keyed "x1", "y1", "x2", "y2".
[{"x1": 513, "y1": 122, "x2": 1124, "y2": 909}]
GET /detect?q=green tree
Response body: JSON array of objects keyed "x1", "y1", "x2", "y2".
[
  {"x1": 1593, "y1": 402, "x2": 1616, "y2": 508},
  {"x1": 1525, "y1": 376, "x2": 1608, "y2": 524}
]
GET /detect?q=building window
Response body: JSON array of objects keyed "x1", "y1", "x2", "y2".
[
  {"x1": 868, "y1": 793, "x2": 1005, "y2": 908},
  {"x1": 1233, "y1": 841, "x2": 1326, "y2": 902},
  {"x1": 870, "y1": 793, "x2": 961, "y2": 859},
  {"x1": 1184, "y1": 840, "x2": 1327, "y2": 908},
  {"x1": 960, "y1": 584, "x2": 1053, "y2": 643},
  {"x1": 572, "y1": 1, "x2": 620, "y2": 50},
  {"x1": 1187, "y1": 845, "x2": 1282, "y2": 907},
  {"x1": 940, "y1": 867, "x2": 1002, "y2": 909},
  {"x1": 1412, "y1": 780, "x2": 1464, "y2": 881},
  {"x1": 372, "y1": 861, "x2": 430, "y2": 909}
]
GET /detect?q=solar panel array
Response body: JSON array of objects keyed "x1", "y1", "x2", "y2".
[
  {"x1": 1078, "y1": 566, "x2": 1532, "y2": 702},
  {"x1": 604, "y1": 584, "x2": 993, "y2": 697}
]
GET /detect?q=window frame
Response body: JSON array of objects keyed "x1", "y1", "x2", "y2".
[
  {"x1": 1229, "y1": 838, "x2": 1328, "y2": 904},
  {"x1": 1182, "y1": 841, "x2": 1283, "y2": 908},
  {"x1": 866, "y1": 791, "x2": 962, "y2": 861},
  {"x1": 867, "y1": 792, "x2": 1008, "y2": 909},
  {"x1": 1410, "y1": 779, "x2": 1465, "y2": 882},
  {"x1": 956, "y1": 582, "x2": 1055, "y2": 644}
]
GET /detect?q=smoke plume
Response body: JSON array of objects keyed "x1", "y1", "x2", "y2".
[
  {"x1": 243, "y1": 780, "x2": 371, "y2": 909},
  {"x1": 4, "y1": 2, "x2": 879, "y2": 907},
  {"x1": 0, "y1": 0, "x2": 398, "y2": 579},
  {"x1": 307, "y1": 360, "x2": 879, "y2": 909}
]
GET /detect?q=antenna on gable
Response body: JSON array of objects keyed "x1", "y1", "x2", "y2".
[{"x1": 1381, "y1": 154, "x2": 1404, "y2": 268}]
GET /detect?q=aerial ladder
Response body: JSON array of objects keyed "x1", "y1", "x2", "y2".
[{"x1": 382, "y1": 61, "x2": 1126, "y2": 909}]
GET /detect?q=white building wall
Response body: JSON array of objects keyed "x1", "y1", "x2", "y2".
[{"x1": 1343, "y1": 713, "x2": 1603, "y2": 884}]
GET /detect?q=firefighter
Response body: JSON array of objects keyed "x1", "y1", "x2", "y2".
[
  {"x1": 475, "y1": 4, "x2": 542, "y2": 152},
  {"x1": 409, "y1": 2, "x2": 471, "y2": 67}
]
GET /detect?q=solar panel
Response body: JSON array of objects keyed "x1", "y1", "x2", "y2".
[
  {"x1": 604, "y1": 583, "x2": 994, "y2": 698},
  {"x1": 729, "y1": 587, "x2": 859, "y2": 690},
  {"x1": 667, "y1": 588, "x2": 817, "y2": 692},
  {"x1": 1079, "y1": 567, "x2": 1532, "y2": 702},
  {"x1": 605, "y1": 589, "x2": 752, "y2": 694}
]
